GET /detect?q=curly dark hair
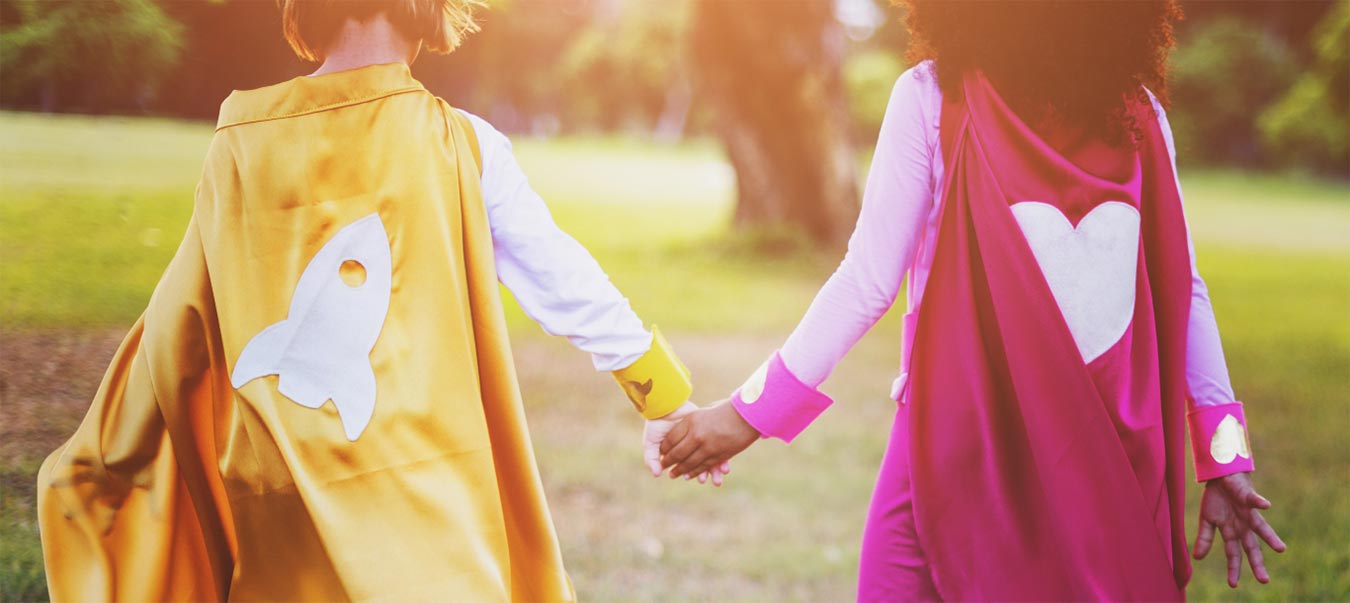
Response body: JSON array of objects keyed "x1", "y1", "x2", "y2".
[{"x1": 902, "y1": 0, "x2": 1184, "y2": 144}]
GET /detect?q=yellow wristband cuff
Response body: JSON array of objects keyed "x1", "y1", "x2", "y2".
[{"x1": 612, "y1": 326, "x2": 692, "y2": 419}]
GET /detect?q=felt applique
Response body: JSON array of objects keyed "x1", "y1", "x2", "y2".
[
  {"x1": 1209, "y1": 414, "x2": 1252, "y2": 465},
  {"x1": 622, "y1": 379, "x2": 653, "y2": 413},
  {"x1": 1012, "y1": 201, "x2": 1140, "y2": 363},
  {"x1": 231, "y1": 213, "x2": 393, "y2": 441},
  {"x1": 738, "y1": 360, "x2": 770, "y2": 404}
]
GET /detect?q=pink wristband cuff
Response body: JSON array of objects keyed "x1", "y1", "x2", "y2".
[
  {"x1": 730, "y1": 352, "x2": 833, "y2": 443},
  {"x1": 1188, "y1": 402, "x2": 1254, "y2": 482}
]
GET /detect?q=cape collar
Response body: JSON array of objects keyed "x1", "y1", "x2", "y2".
[{"x1": 216, "y1": 62, "x2": 426, "y2": 130}]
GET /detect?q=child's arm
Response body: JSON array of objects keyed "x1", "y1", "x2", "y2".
[
  {"x1": 1182, "y1": 227, "x2": 1255, "y2": 480},
  {"x1": 728, "y1": 68, "x2": 938, "y2": 438},
  {"x1": 458, "y1": 111, "x2": 695, "y2": 423},
  {"x1": 1146, "y1": 94, "x2": 1256, "y2": 483},
  {"x1": 1149, "y1": 93, "x2": 1285, "y2": 586},
  {"x1": 662, "y1": 67, "x2": 941, "y2": 477}
]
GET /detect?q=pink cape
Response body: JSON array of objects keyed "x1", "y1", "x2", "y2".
[{"x1": 907, "y1": 72, "x2": 1193, "y2": 600}]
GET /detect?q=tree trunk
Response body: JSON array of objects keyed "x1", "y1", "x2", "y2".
[
  {"x1": 689, "y1": 0, "x2": 859, "y2": 247},
  {"x1": 654, "y1": 75, "x2": 692, "y2": 143}
]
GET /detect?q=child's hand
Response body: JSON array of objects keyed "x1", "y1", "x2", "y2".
[
  {"x1": 659, "y1": 401, "x2": 760, "y2": 480},
  {"x1": 643, "y1": 402, "x2": 697, "y2": 476},
  {"x1": 1194, "y1": 472, "x2": 1286, "y2": 587},
  {"x1": 643, "y1": 402, "x2": 731, "y2": 485},
  {"x1": 644, "y1": 402, "x2": 730, "y2": 485}
]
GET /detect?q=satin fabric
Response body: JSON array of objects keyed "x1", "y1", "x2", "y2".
[
  {"x1": 38, "y1": 64, "x2": 574, "y2": 602},
  {"x1": 904, "y1": 72, "x2": 1193, "y2": 600}
]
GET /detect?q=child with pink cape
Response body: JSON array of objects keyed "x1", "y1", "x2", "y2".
[{"x1": 658, "y1": 2, "x2": 1285, "y2": 600}]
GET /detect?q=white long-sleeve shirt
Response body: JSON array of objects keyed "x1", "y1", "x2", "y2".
[{"x1": 457, "y1": 110, "x2": 652, "y2": 371}]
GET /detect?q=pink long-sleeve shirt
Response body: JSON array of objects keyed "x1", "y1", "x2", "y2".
[{"x1": 778, "y1": 62, "x2": 1237, "y2": 410}]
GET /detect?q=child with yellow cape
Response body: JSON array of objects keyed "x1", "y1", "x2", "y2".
[{"x1": 36, "y1": 2, "x2": 716, "y2": 601}]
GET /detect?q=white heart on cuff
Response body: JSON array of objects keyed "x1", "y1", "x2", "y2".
[{"x1": 738, "y1": 359, "x2": 770, "y2": 404}]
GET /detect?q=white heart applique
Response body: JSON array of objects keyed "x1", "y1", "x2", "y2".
[{"x1": 1011, "y1": 201, "x2": 1140, "y2": 364}]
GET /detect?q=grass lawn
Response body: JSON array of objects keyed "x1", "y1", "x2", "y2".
[{"x1": 2, "y1": 110, "x2": 1348, "y2": 602}]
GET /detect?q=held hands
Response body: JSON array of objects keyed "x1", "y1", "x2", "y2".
[
  {"x1": 1194, "y1": 472, "x2": 1286, "y2": 587},
  {"x1": 659, "y1": 400, "x2": 761, "y2": 482},
  {"x1": 643, "y1": 402, "x2": 731, "y2": 486}
]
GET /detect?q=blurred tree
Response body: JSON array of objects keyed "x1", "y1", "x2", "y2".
[
  {"x1": 416, "y1": 0, "x2": 591, "y2": 134},
  {"x1": 0, "y1": 0, "x2": 184, "y2": 113},
  {"x1": 1258, "y1": 1, "x2": 1349, "y2": 178},
  {"x1": 1169, "y1": 18, "x2": 1299, "y2": 167},
  {"x1": 689, "y1": 0, "x2": 859, "y2": 247},
  {"x1": 554, "y1": 1, "x2": 690, "y2": 136},
  {"x1": 1179, "y1": 0, "x2": 1334, "y2": 62},
  {"x1": 155, "y1": 0, "x2": 307, "y2": 120},
  {"x1": 844, "y1": 49, "x2": 906, "y2": 141}
]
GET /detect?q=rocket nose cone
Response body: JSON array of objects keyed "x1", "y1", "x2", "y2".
[{"x1": 343, "y1": 213, "x2": 390, "y2": 242}]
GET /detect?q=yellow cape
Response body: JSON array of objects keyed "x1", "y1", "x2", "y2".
[{"x1": 38, "y1": 63, "x2": 574, "y2": 602}]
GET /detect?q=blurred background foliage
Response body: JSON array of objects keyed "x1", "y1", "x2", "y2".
[
  {"x1": 1168, "y1": 17, "x2": 1300, "y2": 167},
  {"x1": 1257, "y1": 0, "x2": 1350, "y2": 175},
  {"x1": 0, "y1": 0, "x2": 184, "y2": 114},
  {"x1": 1, "y1": 0, "x2": 1345, "y2": 180}
]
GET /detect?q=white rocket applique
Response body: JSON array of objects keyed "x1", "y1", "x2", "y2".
[{"x1": 231, "y1": 213, "x2": 393, "y2": 441}]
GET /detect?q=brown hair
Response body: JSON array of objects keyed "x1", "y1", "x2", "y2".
[
  {"x1": 902, "y1": 0, "x2": 1184, "y2": 144},
  {"x1": 279, "y1": 0, "x2": 482, "y2": 62}
]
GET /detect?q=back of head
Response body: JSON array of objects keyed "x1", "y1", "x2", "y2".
[
  {"x1": 902, "y1": 0, "x2": 1183, "y2": 145},
  {"x1": 278, "y1": 0, "x2": 483, "y2": 62}
]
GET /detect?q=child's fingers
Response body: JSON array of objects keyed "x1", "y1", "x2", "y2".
[
  {"x1": 659, "y1": 420, "x2": 692, "y2": 457},
  {"x1": 1193, "y1": 519, "x2": 1216, "y2": 559},
  {"x1": 670, "y1": 449, "x2": 714, "y2": 478},
  {"x1": 1229, "y1": 479, "x2": 1270, "y2": 511},
  {"x1": 668, "y1": 446, "x2": 707, "y2": 477},
  {"x1": 702, "y1": 457, "x2": 731, "y2": 479},
  {"x1": 643, "y1": 436, "x2": 664, "y2": 477},
  {"x1": 720, "y1": 462, "x2": 731, "y2": 475},
  {"x1": 1224, "y1": 532, "x2": 1243, "y2": 587},
  {"x1": 680, "y1": 457, "x2": 720, "y2": 480},
  {"x1": 1243, "y1": 531, "x2": 1269, "y2": 584},
  {"x1": 1250, "y1": 510, "x2": 1286, "y2": 552},
  {"x1": 697, "y1": 472, "x2": 708, "y2": 484},
  {"x1": 661, "y1": 434, "x2": 702, "y2": 470},
  {"x1": 704, "y1": 462, "x2": 728, "y2": 487}
]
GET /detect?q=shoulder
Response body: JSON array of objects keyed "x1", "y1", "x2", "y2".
[
  {"x1": 887, "y1": 60, "x2": 943, "y2": 129},
  {"x1": 875, "y1": 60, "x2": 942, "y2": 148},
  {"x1": 454, "y1": 108, "x2": 513, "y2": 154},
  {"x1": 893, "y1": 61, "x2": 942, "y2": 106},
  {"x1": 451, "y1": 108, "x2": 518, "y2": 191},
  {"x1": 896, "y1": 60, "x2": 940, "y2": 93}
]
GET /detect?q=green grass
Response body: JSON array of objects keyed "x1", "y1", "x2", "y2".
[
  {"x1": 0, "y1": 460, "x2": 43, "y2": 603},
  {"x1": 2, "y1": 110, "x2": 1348, "y2": 601}
]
